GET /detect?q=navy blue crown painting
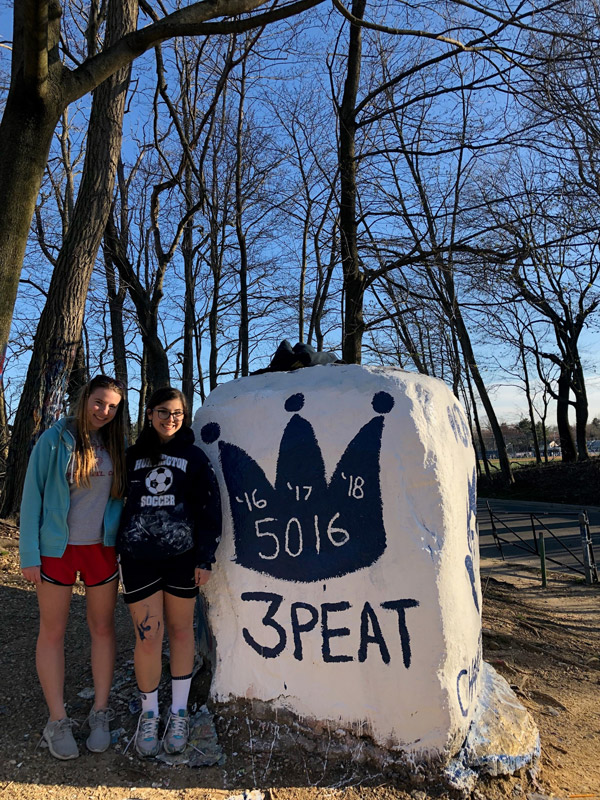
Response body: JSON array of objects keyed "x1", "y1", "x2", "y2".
[{"x1": 201, "y1": 391, "x2": 394, "y2": 582}]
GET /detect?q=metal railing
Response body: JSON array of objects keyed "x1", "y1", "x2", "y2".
[{"x1": 486, "y1": 502, "x2": 599, "y2": 586}]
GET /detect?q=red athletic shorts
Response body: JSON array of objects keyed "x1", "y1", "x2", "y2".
[{"x1": 41, "y1": 544, "x2": 118, "y2": 587}]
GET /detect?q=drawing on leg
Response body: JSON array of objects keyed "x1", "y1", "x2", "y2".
[{"x1": 134, "y1": 606, "x2": 161, "y2": 641}]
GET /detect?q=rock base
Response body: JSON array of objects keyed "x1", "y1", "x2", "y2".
[{"x1": 210, "y1": 662, "x2": 539, "y2": 793}]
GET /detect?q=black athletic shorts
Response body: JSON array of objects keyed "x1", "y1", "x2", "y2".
[{"x1": 117, "y1": 549, "x2": 199, "y2": 604}]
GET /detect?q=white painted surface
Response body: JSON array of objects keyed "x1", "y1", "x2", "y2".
[{"x1": 194, "y1": 364, "x2": 480, "y2": 757}]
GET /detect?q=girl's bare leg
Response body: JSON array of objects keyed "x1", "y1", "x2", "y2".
[
  {"x1": 36, "y1": 581, "x2": 73, "y2": 720},
  {"x1": 128, "y1": 591, "x2": 165, "y2": 692},
  {"x1": 164, "y1": 594, "x2": 196, "y2": 680},
  {"x1": 85, "y1": 578, "x2": 118, "y2": 709}
]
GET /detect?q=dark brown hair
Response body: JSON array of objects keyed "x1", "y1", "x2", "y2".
[{"x1": 136, "y1": 386, "x2": 190, "y2": 464}]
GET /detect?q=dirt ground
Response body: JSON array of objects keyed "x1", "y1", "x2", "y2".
[{"x1": 1, "y1": 520, "x2": 599, "y2": 800}]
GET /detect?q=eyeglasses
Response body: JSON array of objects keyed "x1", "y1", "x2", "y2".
[{"x1": 154, "y1": 409, "x2": 184, "y2": 420}]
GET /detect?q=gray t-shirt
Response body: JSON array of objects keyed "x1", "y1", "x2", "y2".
[{"x1": 67, "y1": 432, "x2": 114, "y2": 545}]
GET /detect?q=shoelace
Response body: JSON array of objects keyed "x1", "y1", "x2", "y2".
[
  {"x1": 124, "y1": 713, "x2": 159, "y2": 754},
  {"x1": 166, "y1": 713, "x2": 188, "y2": 740},
  {"x1": 140, "y1": 714, "x2": 160, "y2": 740},
  {"x1": 89, "y1": 708, "x2": 115, "y2": 730},
  {"x1": 53, "y1": 718, "x2": 75, "y2": 741}
]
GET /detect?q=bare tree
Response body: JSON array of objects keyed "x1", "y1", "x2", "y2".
[
  {"x1": 0, "y1": 0, "x2": 325, "y2": 367},
  {"x1": 1, "y1": 0, "x2": 137, "y2": 518},
  {"x1": 267, "y1": 79, "x2": 341, "y2": 350},
  {"x1": 478, "y1": 161, "x2": 600, "y2": 462},
  {"x1": 103, "y1": 162, "x2": 132, "y2": 421},
  {"x1": 327, "y1": 0, "x2": 576, "y2": 365}
]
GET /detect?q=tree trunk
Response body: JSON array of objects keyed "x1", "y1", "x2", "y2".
[
  {"x1": 526, "y1": 396, "x2": 541, "y2": 466},
  {"x1": 0, "y1": 106, "x2": 61, "y2": 363},
  {"x1": 208, "y1": 227, "x2": 221, "y2": 392},
  {"x1": 519, "y1": 338, "x2": 542, "y2": 465},
  {"x1": 463, "y1": 349, "x2": 491, "y2": 481},
  {"x1": 398, "y1": 315, "x2": 428, "y2": 375},
  {"x1": 235, "y1": 61, "x2": 249, "y2": 376},
  {"x1": 66, "y1": 339, "x2": 88, "y2": 409},
  {"x1": 104, "y1": 242, "x2": 130, "y2": 432},
  {"x1": 308, "y1": 219, "x2": 337, "y2": 350},
  {"x1": 0, "y1": 380, "x2": 8, "y2": 468},
  {"x1": 182, "y1": 218, "x2": 196, "y2": 411},
  {"x1": 194, "y1": 317, "x2": 206, "y2": 404},
  {"x1": 208, "y1": 135, "x2": 224, "y2": 391},
  {"x1": 104, "y1": 211, "x2": 171, "y2": 405},
  {"x1": 556, "y1": 367, "x2": 576, "y2": 463},
  {"x1": 541, "y1": 420, "x2": 548, "y2": 463},
  {"x1": 138, "y1": 346, "x2": 148, "y2": 432},
  {"x1": 143, "y1": 332, "x2": 170, "y2": 400},
  {"x1": 453, "y1": 309, "x2": 513, "y2": 485},
  {"x1": 449, "y1": 327, "x2": 461, "y2": 398},
  {"x1": 339, "y1": 0, "x2": 366, "y2": 364},
  {"x1": 0, "y1": 0, "x2": 137, "y2": 518},
  {"x1": 572, "y1": 359, "x2": 589, "y2": 460},
  {"x1": 298, "y1": 217, "x2": 310, "y2": 344},
  {"x1": 0, "y1": 2, "x2": 63, "y2": 358}
]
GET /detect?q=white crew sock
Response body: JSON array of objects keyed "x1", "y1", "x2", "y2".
[
  {"x1": 139, "y1": 687, "x2": 159, "y2": 717},
  {"x1": 171, "y1": 672, "x2": 192, "y2": 714}
]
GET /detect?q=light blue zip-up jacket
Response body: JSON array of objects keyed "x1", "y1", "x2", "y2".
[{"x1": 19, "y1": 417, "x2": 124, "y2": 569}]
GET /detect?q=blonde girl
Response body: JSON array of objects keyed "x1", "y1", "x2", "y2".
[{"x1": 20, "y1": 375, "x2": 126, "y2": 760}]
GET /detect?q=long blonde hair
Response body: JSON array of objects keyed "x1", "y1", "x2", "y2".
[{"x1": 72, "y1": 375, "x2": 126, "y2": 498}]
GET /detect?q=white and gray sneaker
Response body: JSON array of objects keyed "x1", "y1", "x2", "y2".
[
  {"x1": 162, "y1": 709, "x2": 190, "y2": 754},
  {"x1": 86, "y1": 707, "x2": 115, "y2": 753},
  {"x1": 134, "y1": 710, "x2": 160, "y2": 757},
  {"x1": 43, "y1": 717, "x2": 79, "y2": 760}
]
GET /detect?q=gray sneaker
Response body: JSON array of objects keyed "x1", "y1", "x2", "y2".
[
  {"x1": 43, "y1": 717, "x2": 79, "y2": 760},
  {"x1": 162, "y1": 709, "x2": 189, "y2": 754},
  {"x1": 86, "y1": 707, "x2": 115, "y2": 753},
  {"x1": 134, "y1": 710, "x2": 160, "y2": 757}
]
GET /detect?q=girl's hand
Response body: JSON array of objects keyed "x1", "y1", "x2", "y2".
[
  {"x1": 195, "y1": 568, "x2": 211, "y2": 587},
  {"x1": 22, "y1": 566, "x2": 42, "y2": 584}
]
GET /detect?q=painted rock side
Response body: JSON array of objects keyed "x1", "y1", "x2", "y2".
[{"x1": 193, "y1": 364, "x2": 480, "y2": 758}]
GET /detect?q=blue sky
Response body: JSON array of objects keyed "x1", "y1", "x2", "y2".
[{"x1": 1, "y1": 4, "x2": 599, "y2": 428}]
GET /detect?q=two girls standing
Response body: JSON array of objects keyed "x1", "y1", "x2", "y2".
[{"x1": 20, "y1": 378, "x2": 221, "y2": 759}]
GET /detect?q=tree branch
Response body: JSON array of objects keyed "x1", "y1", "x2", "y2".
[
  {"x1": 23, "y1": 0, "x2": 51, "y2": 94},
  {"x1": 64, "y1": 0, "x2": 325, "y2": 104},
  {"x1": 331, "y1": 0, "x2": 477, "y2": 50}
]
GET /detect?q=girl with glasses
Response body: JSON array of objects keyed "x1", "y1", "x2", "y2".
[
  {"x1": 116, "y1": 386, "x2": 221, "y2": 758},
  {"x1": 20, "y1": 375, "x2": 127, "y2": 760}
]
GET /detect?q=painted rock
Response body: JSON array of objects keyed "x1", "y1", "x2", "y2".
[{"x1": 194, "y1": 364, "x2": 480, "y2": 758}]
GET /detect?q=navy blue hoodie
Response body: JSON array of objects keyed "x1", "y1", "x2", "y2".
[{"x1": 117, "y1": 427, "x2": 221, "y2": 567}]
